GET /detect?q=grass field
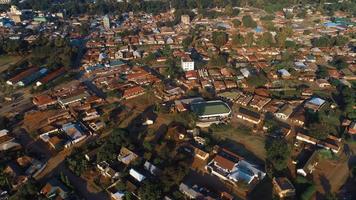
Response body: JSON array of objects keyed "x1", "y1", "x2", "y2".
[
  {"x1": 207, "y1": 122, "x2": 267, "y2": 162},
  {"x1": 0, "y1": 55, "x2": 23, "y2": 75}
]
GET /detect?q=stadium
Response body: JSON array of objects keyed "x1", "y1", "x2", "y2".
[{"x1": 191, "y1": 100, "x2": 232, "y2": 121}]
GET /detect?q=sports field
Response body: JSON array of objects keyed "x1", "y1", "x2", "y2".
[{"x1": 191, "y1": 100, "x2": 231, "y2": 117}]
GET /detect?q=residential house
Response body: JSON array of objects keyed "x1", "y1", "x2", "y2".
[
  {"x1": 40, "y1": 179, "x2": 70, "y2": 200},
  {"x1": 304, "y1": 97, "x2": 326, "y2": 112},
  {"x1": 249, "y1": 95, "x2": 271, "y2": 111},
  {"x1": 275, "y1": 104, "x2": 294, "y2": 121},
  {"x1": 272, "y1": 177, "x2": 296, "y2": 199},
  {"x1": 296, "y1": 149, "x2": 319, "y2": 177},
  {"x1": 118, "y1": 147, "x2": 138, "y2": 165},
  {"x1": 97, "y1": 161, "x2": 120, "y2": 179}
]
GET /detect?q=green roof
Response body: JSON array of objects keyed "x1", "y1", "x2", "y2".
[{"x1": 191, "y1": 100, "x2": 231, "y2": 117}]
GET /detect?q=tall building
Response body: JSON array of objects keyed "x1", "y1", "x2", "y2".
[
  {"x1": 103, "y1": 15, "x2": 110, "y2": 29},
  {"x1": 181, "y1": 15, "x2": 190, "y2": 25},
  {"x1": 181, "y1": 56, "x2": 194, "y2": 72}
]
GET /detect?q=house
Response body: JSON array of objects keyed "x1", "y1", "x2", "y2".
[
  {"x1": 129, "y1": 168, "x2": 146, "y2": 182},
  {"x1": 296, "y1": 149, "x2": 319, "y2": 177},
  {"x1": 304, "y1": 97, "x2": 326, "y2": 112},
  {"x1": 40, "y1": 179, "x2": 70, "y2": 200},
  {"x1": 118, "y1": 147, "x2": 138, "y2": 165},
  {"x1": 290, "y1": 107, "x2": 306, "y2": 126},
  {"x1": 236, "y1": 107, "x2": 261, "y2": 124},
  {"x1": 316, "y1": 79, "x2": 331, "y2": 88},
  {"x1": 272, "y1": 177, "x2": 296, "y2": 199},
  {"x1": 227, "y1": 160, "x2": 266, "y2": 185},
  {"x1": 275, "y1": 104, "x2": 294, "y2": 120},
  {"x1": 62, "y1": 122, "x2": 87, "y2": 148},
  {"x1": 144, "y1": 161, "x2": 161, "y2": 176},
  {"x1": 206, "y1": 148, "x2": 265, "y2": 186},
  {"x1": 58, "y1": 92, "x2": 90, "y2": 108},
  {"x1": 296, "y1": 133, "x2": 342, "y2": 154},
  {"x1": 206, "y1": 148, "x2": 241, "y2": 180},
  {"x1": 32, "y1": 94, "x2": 57, "y2": 109},
  {"x1": 122, "y1": 86, "x2": 145, "y2": 99},
  {"x1": 97, "y1": 161, "x2": 120, "y2": 179},
  {"x1": 0, "y1": 129, "x2": 20, "y2": 151},
  {"x1": 249, "y1": 95, "x2": 271, "y2": 111},
  {"x1": 179, "y1": 183, "x2": 204, "y2": 199},
  {"x1": 277, "y1": 69, "x2": 291, "y2": 78}
]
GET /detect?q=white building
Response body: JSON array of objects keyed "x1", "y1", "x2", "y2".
[{"x1": 181, "y1": 57, "x2": 194, "y2": 72}]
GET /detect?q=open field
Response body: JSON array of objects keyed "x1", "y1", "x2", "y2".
[
  {"x1": 206, "y1": 123, "x2": 267, "y2": 162},
  {"x1": 0, "y1": 55, "x2": 22, "y2": 72}
]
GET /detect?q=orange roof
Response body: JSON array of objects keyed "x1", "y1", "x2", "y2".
[
  {"x1": 123, "y1": 86, "x2": 145, "y2": 98},
  {"x1": 33, "y1": 94, "x2": 56, "y2": 106}
]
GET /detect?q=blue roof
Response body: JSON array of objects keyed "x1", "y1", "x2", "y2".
[
  {"x1": 255, "y1": 26, "x2": 263, "y2": 33},
  {"x1": 278, "y1": 69, "x2": 291, "y2": 76},
  {"x1": 308, "y1": 97, "x2": 325, "y2": 106}
]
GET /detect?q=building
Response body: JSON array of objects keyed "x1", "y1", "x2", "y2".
[
  {"x1": 62, "y1": 122, "x2": 87, "y2": 148},
  {"x1": 191, "y1": 100, "x2": 231, "y2": 121},
  {"x1": 118, "y1": 147, "x2": 138, "y2": 165},
  {"x1": 40, "y1": 179, "x2": 70, "y2": 200},
  {"x1": 181, "y1": 56, "x2": 195, "y2": 72},
  {"x1": 36, "y1": 67, "x2": 66, "y2": 86},
  {"x1": 272, "y1": 177, "x2": 296, "y2": 199},
  {"x1": 304, "y1": 97, "x2": 326, "y2": 112},
  {"x1": 181, "y1": 15, "x2": 190, "y2": 25},
  {"x1": 275, "y1": 104, "x2": 294, "y2": 120},
  {"x1": 296, "y1": 149, "x2": 319, "y2": 177},
  {"x1": 17, "y1": 68, "x2": 48, "y2": 87},
  {"x1": 236, "y1": 107, "x2": 261, "y2": 124},
  {"x1": 103, "y1": 15, "x2": 110, "y2": 29}
]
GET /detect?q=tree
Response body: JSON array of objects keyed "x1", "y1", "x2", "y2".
[
  {"x1": 212, "y1": 31, "x2": 228, "y2": 47},
  {"x1": 258, "y1": 32, "x2": 274, "y2": 47},
  {"x1": 245, "y1": 32, "x2": 254, "y2": 47},
  {"x1": 330, "y1": 56, "x2": 348, "y2": 70},
  {"x1": 232, "y1": 19, "x2": 241, "y2": 28},
  {"x1": 138, "y1": 181, "x2": 163, "y2": 200},
  {"x1": 316, "y1": 65, "x2": 329, "y2": 79},
  {"x1": 232, "y1": 34, "x2": 245, "y2": 47},
  {"x1": 308, "y1": 123, "x2": 333, "y2": 140},
  {"x1": 265, "y1": 139, "x2": 290, "y2": 171},
  {"x1": 182, "y1": 36, "x2": 193, "y2": 49},
  {"x1": 242, "y1": 15, "x2": 257, "y2": 28}
]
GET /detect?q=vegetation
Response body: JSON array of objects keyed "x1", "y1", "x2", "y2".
[
  {"x1": 212, "y1": 31, "x2": 228, "y2": 47},
  {"x1": 265, "y1": 139, "x2": 290, "y2": 171},
  {"x1": 242, "y1": 15, "x2": 257, "y2": 28}
]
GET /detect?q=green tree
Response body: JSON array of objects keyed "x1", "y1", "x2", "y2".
[
  {"x1": 258, "y1": 32, "x2": 274, "y2": 47},
  {"x1": 138, "y1": 181, "x2": 163, "y2": 200},
  {"x1": 232, "y1": 34, "x2": 245, "y2": 47},
  {"x1": 308, "y1": 122, "x2": 333, "y2": 140},
  {"x1": 265, "y1": 139, "x2": 290, "y2": 171},
  {"x1": 316, "y1": 65, "x2": 329, "y2": 79},
  {"x1": 242, "y1": 15, "x2": 257, "y2": 28},
  {"x1": 212, "y1": 31, "x2": 228, "y2": 47},
  {"x1": 232, "y1": 19, "x2": 242, "y2": 28},
  {"x1": 245, "y1": 32, "x2": 254, "y2": 47}
]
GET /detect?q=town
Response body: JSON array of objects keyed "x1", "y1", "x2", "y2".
[{"x1": 0, "y1": 0, "x2": 355, "y2": 200}]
